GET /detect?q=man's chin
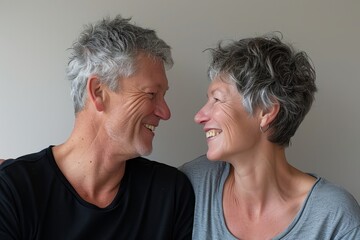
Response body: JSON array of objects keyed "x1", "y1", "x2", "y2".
[
  {"x1": 141, "y1": 151, "x2": 152, "y2": 157},
  {"x1": 137, "y1": 144, "x2": 153, "y2": 157}
]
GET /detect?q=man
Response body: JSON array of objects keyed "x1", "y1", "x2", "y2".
[{"x1": 0, "y1": 16, "x2": 194, "y2": 239}]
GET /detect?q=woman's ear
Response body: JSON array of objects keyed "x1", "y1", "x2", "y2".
[
  {"x1": 259, "y1": 101, "x2": 280, "y2": 129},
  {"x1": 87, "y1": 76, "x2": 106, "y2": 112}
]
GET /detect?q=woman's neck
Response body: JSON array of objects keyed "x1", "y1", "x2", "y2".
[{"x1": 221, "y1": 146, "x2": 316, "y2": 239}]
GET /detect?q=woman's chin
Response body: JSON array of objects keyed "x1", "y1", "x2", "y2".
[{"x1": 206, "y1": 151, "x2": 222, "y2": 161}]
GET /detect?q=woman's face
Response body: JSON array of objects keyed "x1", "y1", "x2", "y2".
[{"x1": 194, "y1": 76, "x2": 261, "y2": 161}]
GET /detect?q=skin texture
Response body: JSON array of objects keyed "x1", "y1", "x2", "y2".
[
  {"x1": 52, "y1": 53, "x2": 171, "y2": 208},
  {"x1": 100, "y1": 54, "x2": 170, "y2": 158},
  {"x1": 194, "y1": 76, "x2": 316, "y2": 239},
  {"x1": 195, "y1": 77, "x2": 261, "y2": 162}
]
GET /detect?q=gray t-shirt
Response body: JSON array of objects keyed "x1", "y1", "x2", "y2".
[{"x1": 180, "y1": 155, "x2": 360, "y2": 240}]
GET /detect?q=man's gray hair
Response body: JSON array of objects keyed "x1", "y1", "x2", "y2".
[{"x1": 66, "y1": 15, "x2": 173, "y2": 113}]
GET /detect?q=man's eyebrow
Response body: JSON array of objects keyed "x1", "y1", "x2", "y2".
[
  {"x1": 159, "y1": 84, "x2": 169, "y2": 91},
  {"x1": 146, "y1": 84, "x2": 169, "y2": 91}
]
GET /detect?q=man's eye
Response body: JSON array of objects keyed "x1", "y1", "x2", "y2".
[{"x1": 147, "y1": 93, "x2": 156, "y2": 99}]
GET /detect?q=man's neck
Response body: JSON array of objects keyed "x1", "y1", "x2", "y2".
[{"x1": 52, "y1": 130, "x2": 127, "y2": 208}]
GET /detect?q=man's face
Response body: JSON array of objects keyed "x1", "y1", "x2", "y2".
[{"x1": 104, "y1": 54, "x2": 171, "y2": 158}]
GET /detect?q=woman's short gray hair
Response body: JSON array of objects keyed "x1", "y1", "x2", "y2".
[
  {"x1": 208, "y1": 34, "x2": 317, "y2": 146},
  {"x1": 66, "y1": 15, "x2": 173, "y2": 113}
]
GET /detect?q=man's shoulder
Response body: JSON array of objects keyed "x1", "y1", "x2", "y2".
[
  {"x1": 127, "y1": 157, "x2": 188, "y2": 182},
  {"x1": 128, "y1": 157, "x2": 177, "y2": 172},
  {"x1": 0, "y1": 147, "x2": 54, "y2": 203},
  {"x1": 126, "y1": 157, "x2": 194, "y2": 196},
  {"x1": 0, "y1": 147, "x2": 50, "y2": 172}
]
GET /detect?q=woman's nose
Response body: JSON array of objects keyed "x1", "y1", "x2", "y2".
[{"x1": 194, "y1": 104, "x2": 209, "y2": 125}]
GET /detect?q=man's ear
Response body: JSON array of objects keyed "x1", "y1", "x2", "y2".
[
  {"x1": 87, "y1": 76, "x2": 106, "y2": 112},
  {"x1": 259, "y1": 102, "x2": 280, "y2": 129}
]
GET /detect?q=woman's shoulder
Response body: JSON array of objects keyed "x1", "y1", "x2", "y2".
[
  {"x1": 314, "y1": 178, "x2": 358, "y2": 202},
  {"x1": 280, "y1": 177, "x2": 360, "y2": 239},
  {"x1": 179, "y1": 155, "x2": 228, "y2": 185},
  {"x1": 180, "y1": 155, "x2": 225, "y2": 175},
  {"x1": 309, "y1": 177, "x2": 360, "y2": 218}
]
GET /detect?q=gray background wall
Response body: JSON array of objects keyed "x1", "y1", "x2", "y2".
[{"x1": 1, "y1": 0, "x2": 359, "y2": 201}]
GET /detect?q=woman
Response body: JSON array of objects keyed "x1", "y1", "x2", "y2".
[{"x1": 181, "y1": 35, "x2": 360, "y2": 239}]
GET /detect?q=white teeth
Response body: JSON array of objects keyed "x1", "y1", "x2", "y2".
[
  {"x1": 145, "y1": 124, "x2": 155, "y2": 132},
  {"x1": 206, "y1": 129, "x2": 221, "y2": 138}
]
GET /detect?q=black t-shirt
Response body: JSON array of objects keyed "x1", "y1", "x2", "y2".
[{"x1": 0, "y1": 147, "x2": 195, "y2": 240}]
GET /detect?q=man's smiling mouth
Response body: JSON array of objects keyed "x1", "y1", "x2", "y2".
[
  {"x1": 145, "y1": 124, "x2": 156, "y2": 132},
  {"x1": 206, "y1": 129, "x2": 222, "y2": 138}
]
